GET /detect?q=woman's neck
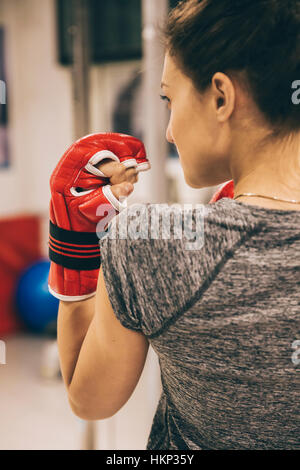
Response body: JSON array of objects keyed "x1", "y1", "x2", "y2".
[{"x1": 231, "y1": 132, "x2": 300, "y2": 211}]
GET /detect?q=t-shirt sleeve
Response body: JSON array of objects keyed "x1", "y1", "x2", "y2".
[
  {"x1": 99, "y1": 202, "x2": 196, "y2": 336},
  {"x1": 99, "y1": 210, "x2": 142, "y2": 333},
  {"x1": 100, "y1": 203, "x2": 158, "y2": 333}
]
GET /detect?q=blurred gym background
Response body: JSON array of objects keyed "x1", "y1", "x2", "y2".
[{"x1": 0, "y1": 0, "x2": 220, "y2": 450}]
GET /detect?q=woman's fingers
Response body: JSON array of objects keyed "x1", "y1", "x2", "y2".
[
  {"x1": 122, "y1": 167, "x2": 139, "y2": 184},
  {"x1": 110, "y1": 182, "x2": 134, "y2": 200},
  {"x1": 95, "y1": 159, "x2": 139, "y2": 185},
  {"x1": 95, "y1": 159, "x2": 125, "y2": 180},
  {"x1": 94, "y1": 160, "x2": 138, "y2": 201}
]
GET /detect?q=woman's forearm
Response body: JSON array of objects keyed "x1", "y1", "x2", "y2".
[{"x1": 57, "y1": 296, "x2": 95, "y2": 388}]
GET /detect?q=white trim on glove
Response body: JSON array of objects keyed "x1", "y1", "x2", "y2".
[
  {"x1": 137, "y1": 161, "x2": 151, "y2": 172},
  {"x1": 70, "y1": 187, "x2": 94, "y2": 197},
  {"x1": 102, "y1": 184, "x2": 128, "y2": 213},
  {"x1": 85, "y1": 150, "x2": 120, "y2": 177},
  {"x1": 48, "y1": 285, "x2": 96, "y2": 302},
  {"x1": 121, "y1": 158, "x2": 138, "y2": 169}
]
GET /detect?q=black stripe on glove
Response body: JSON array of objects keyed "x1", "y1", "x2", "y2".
[{"x1": 49, "y1": 221, "x2": 101, "y2": 270}]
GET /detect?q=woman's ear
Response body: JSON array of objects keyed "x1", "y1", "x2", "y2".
[{"x1": 211, "y1": 72, "x2": 235, "y2": 122}]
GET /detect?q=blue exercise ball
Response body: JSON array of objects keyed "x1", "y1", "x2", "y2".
[{"x1": 15, "y1": 259, "x2": 59, "y2": 334}]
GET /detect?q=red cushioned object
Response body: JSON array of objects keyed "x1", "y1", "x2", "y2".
[
  {"x1": 209, "y1": 180, "x2": 235, "y2": 204},
  {"x1": 0, "y1": 215, "x2": 41, "y2": 336},
  {"x1": 48, "y1": 132, "x2": 150, "y2": 301}
]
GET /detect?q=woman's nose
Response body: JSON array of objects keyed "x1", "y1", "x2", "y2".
[{"x1": 166, "y1": 123, "x2": 174, "y2": 144}]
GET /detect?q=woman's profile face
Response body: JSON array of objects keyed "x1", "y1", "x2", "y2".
[{"x1": 161, "y1": 52, "x2": 233, "y2": 188}]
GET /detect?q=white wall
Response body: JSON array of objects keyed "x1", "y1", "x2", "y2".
[{"x1": 0, "y1": 0, "x2": 73, "y2": 216}]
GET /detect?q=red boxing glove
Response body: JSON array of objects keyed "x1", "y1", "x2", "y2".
[
  {"x1": 48, "y1": 132, "x2": 150, "y2": 301},
  {"x1": 209, "y1": 180, "x2": 234, "y2": 204}
]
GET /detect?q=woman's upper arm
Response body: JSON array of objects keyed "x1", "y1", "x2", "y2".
[{"x1": 69, "y1": 266, "x2": 149, "y2": 420}]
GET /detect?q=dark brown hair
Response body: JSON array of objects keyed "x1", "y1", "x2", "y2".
[{"x1": 160, "y1": 0, "x2": 300, "y2": 137}]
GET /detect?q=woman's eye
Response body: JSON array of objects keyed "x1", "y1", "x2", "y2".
[{"x1": 160, "y1": 94, "x2": 171, "y2": 108}]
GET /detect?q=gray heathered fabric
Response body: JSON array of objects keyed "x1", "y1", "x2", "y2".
[{"x1": 99, "y1": 197, "x2": 300, "y2": 450}]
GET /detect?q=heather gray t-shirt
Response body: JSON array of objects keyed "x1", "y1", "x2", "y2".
[{"x1": 99, "y1": 197, "x2": 300, "y2": 450}]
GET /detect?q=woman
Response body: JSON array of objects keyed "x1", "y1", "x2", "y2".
[{"x1": 52, "y1": 0, "x2": 300, "y2": 450}]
